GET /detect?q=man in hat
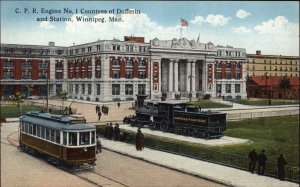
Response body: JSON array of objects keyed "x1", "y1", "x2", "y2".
[
  {"x1": 257, "y1": 150, "x2": 267, "y2": 175},
  {"x1": 278, "y1": 154, "x2": 287, "y2": 180},
  {"x1": 135, "y1": 128, "x2": 144, "y2": 151},
  {"x1": 248, "y1": 149, "x2": 258, "y2": 173}
]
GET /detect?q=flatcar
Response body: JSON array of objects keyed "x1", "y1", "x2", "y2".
[
  {"x1": 19, "y1": 111, "x2": 96, "y2": 169},
  {"x1": 126, "y1": 95, "x2": 226, "y2": 139}
]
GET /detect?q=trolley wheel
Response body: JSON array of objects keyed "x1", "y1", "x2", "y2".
[{"x1": 160, "y1": 120, "x2": 168, "y2": 132}]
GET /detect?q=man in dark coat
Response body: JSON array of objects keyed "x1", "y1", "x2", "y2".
[
  {"x1": 257, "y1": 150, "x2": 267, "y2": 175},
  {"x1": 108, "y1": 123, "x2": 114, "y2": 140},
  {"x1": 114, "y1": 123, "x2": 121, "y2": 141},
  {"x1": 278, "y1": 154, "x2": 287, "y2": 180},
  {"x1": 248, "y1": 149, "x2": 258, "y2": 173},
  {"x1": 135, "y1": 128, "x2": 144, "y2": 151},
  {"x1": 96, "y1": 136, "x2": 102, "y2": 154},
  {"x1": 97, "y1": 111, "x2": 102, "y2": 121},
  {"x1": 104, "y1": 123, "x2": 109, "y2": 138},
  {"x1": 117, "y1": 101, "x2": 120, "y2": 109},
  {"x1": 96, "y1": 105, "x2": 99, "y2": 114}
]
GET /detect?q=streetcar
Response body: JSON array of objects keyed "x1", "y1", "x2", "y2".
[{"x1": 19, "y1": 111, "x2": 97, "y2": 169}]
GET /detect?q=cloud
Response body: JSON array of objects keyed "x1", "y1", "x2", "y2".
[
  {"x1": 39, "y1": 21, "x2": 56, "y2": 30},
  {"x1": 191, "y1": 14, "x2": 231, "y2": 26},
  {"x1": 232, "y1": 26, "x2": 251, "y2": 33},
  {"x1": 236, "y1": 9, "x2": 250, "y2": 19},
  {"x1": 254, "y1": 16, "x2": 299, "y2": 38}
]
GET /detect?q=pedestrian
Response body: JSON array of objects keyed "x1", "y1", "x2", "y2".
[
  {"x1": 117, "y1": 101, "x2": 120, "y2": 109},
  {"x1": 97, "y1": 111, "x2": 102, "y2": 121},
  {"x1": 96, "y1": 136, "x2": 102, "y2": 154},
  {"x1": 278, "y1": 154, "x2": 287, "y2": 181},
  {"x1": 107, "y1": 106, "x2": 109, "y2": 115},
  {"x1": 104, "y1": 123, "x2": 109, "y2": 138},
  {"x1": 257, "y1": 150, "x2": 267, "y2": 175},
  {"x1": 114, "y1": 123, "x2": 121, "y2": 141},
  {"x1": 96, "y1": 105, "x2": 100, "y2": 114},
  {"x1": 135, "y1": 128, "x2": 144, "y2": 151},
  {"x1": 198, "y1": 106, "x2": 202, "y2": 111},
  {"x1": 248, "y1": 149, "x2": 258, "y2": 173},
  {"x1": 108, "y1": 123, "x2": 114, "y2": 140}
]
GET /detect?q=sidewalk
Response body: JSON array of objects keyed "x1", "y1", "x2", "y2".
[{"x1": 101, "y1": 139, "x2": 298, "y2": 187}]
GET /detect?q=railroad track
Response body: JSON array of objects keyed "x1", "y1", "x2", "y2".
[{"x1": 2, "y1": 131, "x2": 129, "y2": 187}]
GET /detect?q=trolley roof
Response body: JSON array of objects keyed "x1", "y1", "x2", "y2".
[{"x1": 20, "y1": 111, "x2": 95, "y2": 131}]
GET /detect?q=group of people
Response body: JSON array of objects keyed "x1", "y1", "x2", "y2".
[
  {"x1": 104, "y1": 123, "x2": 121, "y2": 141},
  {"x1": 96, "y1": 105, "x2": 110, "y2": 120},
  {"x1": 248, "y1": 149, "x2": 287, "y2": 180}
]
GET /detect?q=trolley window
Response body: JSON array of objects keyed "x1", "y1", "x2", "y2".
[
  {"x1": 69, "y1": 132, "x2": 77, "y2": 146},
  {"x1": 41, "y1": 126, "x2": 45, "y2": 139},
  {"x1": 55, "y1": 130, "x2": 60, "y2": 144},
  {"x1": 21, "y1": 122, "x2": 25, "y2": 132},
  {"x1": 51, "y1": 129, "x2": 55, "y2": 142},
  {"x1": 29, "y1": 124, "x2": 33, "y2": 134},
  {"x1": 25, "y1": 123, "x2": 29, "y2": 133},
  {"x1": 91, "y1": 131, "x2": 95, "y2": 144},
  {"x1": 46, "y1": 128, "x2": 51, "y2": 140},
  {"x1": 32, "y1": 124, "x2": 37, "y2": 136},
  {"x1": 37, "y1": 126, "x2": 41, "y2": 137},
  {"x1": 63, "y1": 132, "x2": 67, "y2": 145},
  {"x1": 80, "y1": 132, "x2": 90, "y2": 145}
]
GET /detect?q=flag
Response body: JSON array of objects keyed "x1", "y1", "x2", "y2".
[{"x1": 181, "y1": 18, "x2": 188, "y2": 27}]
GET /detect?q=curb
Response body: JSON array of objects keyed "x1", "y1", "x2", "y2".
[{"x1": 102, "y1": 146, "x2": 236, "y2": 187}]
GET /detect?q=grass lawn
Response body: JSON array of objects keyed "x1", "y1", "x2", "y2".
[
  {"x1": 1, "y1": 104, "x2": 62, "y2": 118},
  {"x1": 233, "y1": 99, "x2": 299, "y2": 106},
  {"x1": 218, "y1": 115, "x2": 299, "y2": 166},
  {"x1": 188, "y1": 100, "x2": 232, "y2": 108}
]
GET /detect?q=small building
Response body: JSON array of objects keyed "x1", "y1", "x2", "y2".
[{"x1": 247, "y1": 76, "x2": 299, "y2": 100}]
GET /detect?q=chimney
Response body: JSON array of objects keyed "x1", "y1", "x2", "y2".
[{"x1": 256, "y1": 50, "x2": 261, "y2": 55}]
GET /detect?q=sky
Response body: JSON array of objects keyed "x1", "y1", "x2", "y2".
[{"x1": 1, "y1": 1, "x2": 299, "y2": 56}]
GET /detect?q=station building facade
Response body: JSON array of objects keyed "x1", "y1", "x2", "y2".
[{"x1": 0, "y1": 36, "x2": 247, "y2": 101}]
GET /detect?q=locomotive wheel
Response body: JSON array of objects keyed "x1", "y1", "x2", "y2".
[{"x1": 160, "y1": 120, "x2": 168, "y2": 132}]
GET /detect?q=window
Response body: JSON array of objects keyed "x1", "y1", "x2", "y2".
[
  {"x1": 226, "y1": 72, "x2": 231, "y2": 79},
  {"x1": 56, "y1": 130, "x2": 60, "y2": 143},
  {"x1": 225, "y1": 63, "x2": 231, "y2": 70},
  {"x1": 96, "y1": 45, "x2": 100, "y2": 51},
  {"x1": 46, "y1": 128, "x2": 51, "y2": 140},
  {"x1": 138, "y1": 71, "x2": 146, "y2": 79},
  {"x1": 69, "y1": 50, "x2": 73, "y2": 55},
  {"x1": 125, "y1": 71, "x2": 133, "y2": 79},
  {"x1": 96, "y1": 84, "x2": 100, "y2": 95},
  {"x1": 235, "y1": 84, "x2": 240, "y2": 93},
  {"x1": 63, "y1": 132, "x2": 67, "y2": 145},
  {"x1": 216, "y1": 84, "x2": 222, "y2": 94},
  {"x1": 216, "y1": 63, "x2": 222, "y2": 69},
  {"x1": 235, "y1": 63, "x2": 241, "y2": 70},
  {"x1": 37, "y1": 126, "x2": 41, "y2": 137},
  {"x1": 55, "y1": 72, "x2": 63, "y2": 79},
  {"x1": 51, "y1": 129, "x2": 55, "y2": 142},
  {"x1": 22, "y1": 62, "x2": 32, "y2": 68},
  {"x1": 95, "y1": 70, "x2": 101, "y2": 78},
  {"x1": 4, "y1": 71, "x2": 14, "y2": 79},
  {"x1": 138, "y1": 84, "x2": 146, "y2": 94},
  {"x1": 274, "y1": 66, "x2": 277, "y2": 71},
  {"x1": 252, "y1": 65, "x2": 255, "y2": 70},
  {"x1": 88, "y1": 84, "x2": 91, "y2": 94},
  {"x1": 125, "y1": 84, "x2": 133, "y2": 95},
  {"x1": 39, "y1": 71, "x2": 47, "y2": 79},
  {"x1": 41, "y1": 126, "x2": 45, "y2": 138},
  {"x1": 88, "y1": 71, "x2": 92, "y2": 79},
  {"x1": 69, "y1": 132, "x2": 77, "y2": 146},
  {"x1": 235, "y1": 72, "x2": 241, "y2": 80},
  {"x1": 112, "y1": 70, "x2": 120, "y2": 78},
  {"x1": 82, "y1": 84, "x2": 85, "y2": 94},
  {"x1": 112, "y1": 84, "x2": 120, "y2": 95},
  {"x1": 126, "y1": 59, "x2": 133, "y2": 66},
  {"x1": 153, "y1": 72, "x2": 158, "y2": 79},
  {"x1": 264, "y1": 60, "x2": 266, "y2": 64},
  {"x1": 75, "y1": 85, "x2": 79, "y2": 94},
  {"x1": 55, "y1": 62, "x2": 63, "y2": 69},
  {"x1": 39, "y1": 62, "x2": 48, "y2": 69},
  {"x1": 91, "y1": 131, "x2": 95, "y2": 144},
  {"x1": 88, "y1": 46, "x2": 92, "y2": 52},
  {"x1": 225, "y1": 84, "x2": 231, "y2": 93},
  {"x1": 216, "y1": 72, "x2": 222, "y2": 79},
  {"x1": 80, "y1": 132, "x2": 90, "y2": 145},
  {"x1": 112, "y1": 59, "x2": 120, "y2": 66},
  {"x1": 264, "y1": 66, "x2": 266, "y2": 70},
  {"x1": 4, "y1": 61, "x2": 14, "y2": 67},
  {"x1": 138, "y1": 60, "x2": 146, "y2": 66},
  {"x1": 32, "y1": 124, "x2": 36, "y2": 136}
]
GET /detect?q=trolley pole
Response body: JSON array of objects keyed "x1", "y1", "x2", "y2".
[{"x1": 46, "y1": 77, "x2": 49, "y2": 112}]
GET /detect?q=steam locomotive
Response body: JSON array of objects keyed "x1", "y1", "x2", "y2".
[{"x1": 124, "y1": 95, "x2": 226, "y2": 139}]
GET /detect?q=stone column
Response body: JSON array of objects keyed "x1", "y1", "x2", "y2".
[
  {"x1": 168, "y1": 59, "x2": 174, "y2": 92},
  {"x1": 174, "y1": 60, "x2": 179, "y2": 92},
  {"x1": 191, "y1": 61, "x2": 196, "y2": 92},
  {"x1": 159, "y1": 60, "x2": 162, "y2": 93},
  {"x1": 202, "y1": 62, "x2": 206, "y2": 92},
  {"x1": 186, "y1": 61, "x2": 191, "y2": 92}
]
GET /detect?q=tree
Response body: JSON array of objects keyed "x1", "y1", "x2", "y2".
[
  {"x1": 60, "y1": 90, "x2": 68, "y2": 114},
  {"x1": 9, "y1": 92, "x2": 25, "y2": 115},
  {"x1": 279, "y1": 77, "x2": 291, "y2": 99}
]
